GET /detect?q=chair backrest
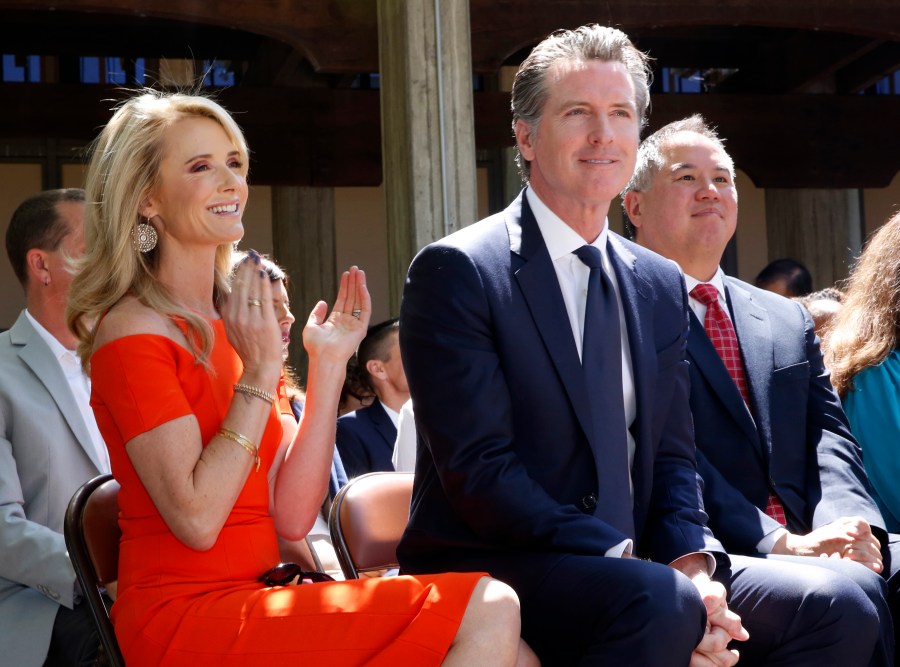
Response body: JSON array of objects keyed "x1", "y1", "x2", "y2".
[
  {"x1": 328, "y1": 472, "x2": 414, "y2": 579},
  {"x1": 64, "y1": 473, "x2": 125, "y2": 667}
]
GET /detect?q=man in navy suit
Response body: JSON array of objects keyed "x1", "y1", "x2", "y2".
[
  {"x1": 399, "y1": 25, "x2": 880, "y2": 667},
  {"x1": 336, "y1": 318, "x2": 408, "y2": 478},
  {"x1": 624, "y1": 114, "x2": 895, "y2": 665}
]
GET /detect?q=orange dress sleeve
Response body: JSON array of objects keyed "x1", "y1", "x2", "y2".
[{"x1": 90, "y1": 334, "x2": 195, "y2": 444}]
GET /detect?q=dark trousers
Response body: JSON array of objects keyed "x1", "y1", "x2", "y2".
[
  {"x1": 513, "y1": 554, "x2": 707, "y2": 667},
  {"x1": 720, "y1": 554, "x2": 888, "y2": 667},
  {"x1": 43, "y1": 601, "x2": 100, "y2": 667},
  {"x1": 500, "y1": 551, "x2": 885, "y2": 667},
  {"x1": 881, "y1": 533, "x2": 900, "y2": 666}
]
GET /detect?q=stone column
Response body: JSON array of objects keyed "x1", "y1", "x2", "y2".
[
  {"x1": 272, "y1": 186, "x2": 336, "y2": 384},
  {"x1": 764, "y1": 188, "x2": 863, "y2": 290},
  {"x1": 377, "y1": 0, "x2": 477, "y2": 313}
]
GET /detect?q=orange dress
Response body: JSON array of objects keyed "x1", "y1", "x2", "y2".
[{"x1": 90, "y1": 319, "x2": 483, "y2": 666}]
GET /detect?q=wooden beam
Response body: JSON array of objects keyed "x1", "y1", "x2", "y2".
[
  {"x1": 0, "y1": 10, "x2": 263, "y2": 60},
  {"x1": 2, "y1": 0, "x2": 899, "y2": 75},
  {"x1": 0, "y1": 84, "x2": 383, "y2": 186},
  {"x1": 473, "y1": 91, "x2": 900, "y2": 189},
  {"x1": 468, "y1": 0, "x2": 900, "y2": 72},
  {"x1": 0, "y1": 0, "x2": 378, "y2": 72},
  {"x1": 647, "y1": 95, "x2": 900, "y2": 189},
  {"x1": 836, "y1": 42, "x2": 900, "y2": 93},
  {"x1": 712, "y1": 33, "x2": 881, "y2": 94},
  {"x1": 0, "y1": 84, "x2": 897, "y2": 189}
]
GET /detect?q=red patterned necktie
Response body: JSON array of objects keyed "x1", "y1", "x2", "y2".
[{"x1": 690, "y1": 283, "x2": 787, "y2": 526}]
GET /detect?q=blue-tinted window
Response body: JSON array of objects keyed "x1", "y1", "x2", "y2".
[
  {"x1": 134, "y1": 58, "x2": 146, "y2": 85},
  {"x1": 27, "y1": 55, "x2": 40, "y2": 82},
  {"x1": 860, "y1": 71, "x2": 899, "y2": 96},
  {"x1": 2, "y1": 54, "x2": 40, "y2": 82},
  {"x1": 105, "y1": 57, "x2": 126, "y2": 84},
  {"x1": 350, "y1": 73, "x2": 380, "y2": 89},
  {"x1": 660, "y1": 67, "x2": 703, "y2": 94},
  {"x1": 658, "y1": 67, "x2": 738, "y2": 94},
  {"x1": 202, "y1": 60, "x2": 235, "y2": 87},
  {"x1": 81, "y1": 57, "x2": 100, "y2": 83}
]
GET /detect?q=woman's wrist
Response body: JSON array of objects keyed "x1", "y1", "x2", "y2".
[
  {"x1": 238, "y1": 365, "x2": 281, "y2": 393},
  {"x1": 234, "y1": 383, "x2": 276, "y2": 406},
  {"x1": 305, "y1": 354, "x2": 348, "y2": 388}
]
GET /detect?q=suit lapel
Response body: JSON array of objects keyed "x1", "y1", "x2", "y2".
[
  {"x1": 11, "y1": 313, "x2": 102, "y2": 471},
  {"x1": 685, "y1": 293, "x2": 760, "y2": 449},
  {"x1": 725, "y1": 279, "x2": 774, "y2": 453},
  {"x1": 367, "y1": 399, "x2": 397, "y2": 445},
  {"x1": 607, "y1": 236, "x2": 654, "y2": 502},
  {"x1": 508, "y1": 194, "x2": 595, "y2": 443}
]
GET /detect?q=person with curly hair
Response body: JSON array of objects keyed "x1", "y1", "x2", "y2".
[{"x1": 827, "y1": 211, "x2": 900, "y2": 532}]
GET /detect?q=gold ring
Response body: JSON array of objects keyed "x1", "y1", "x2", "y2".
[{"x1": 248, "y1": 298, "x2": 262, "y2": 307}]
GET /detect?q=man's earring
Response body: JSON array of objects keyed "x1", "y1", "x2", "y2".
[{"x1": 133, "y1": 217, "x2": 158, "y2": 253}]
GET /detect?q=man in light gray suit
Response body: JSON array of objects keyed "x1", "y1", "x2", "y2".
[{"x1": 0, "y1": 189, "x2": 109, "y2": 667}]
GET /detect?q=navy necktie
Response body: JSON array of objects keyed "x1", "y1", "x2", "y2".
[{"x1": 573, "y1": 244, "x2": 634, "y2": 539}]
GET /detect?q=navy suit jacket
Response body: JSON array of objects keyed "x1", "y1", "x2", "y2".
[
  {"x1": 689, "y1": 276, "x2": 885, "y2": 554},
  {"x1": 398, "y1": 191, "x2": 724, "y2": 587},
  {"x1": 335, "y1": 399, "x2": 397, "y2": 479}
]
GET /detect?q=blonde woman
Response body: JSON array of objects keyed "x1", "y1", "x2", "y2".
[{"x1": 67, "y1": 91, "x2": 536, "y2": 667}]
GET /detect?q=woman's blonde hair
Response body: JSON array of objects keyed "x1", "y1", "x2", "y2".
[
  {"x1": 67, "y1": 90, "x2": 249, "y2": 372},
  {"x1": 825, "y1": 210, "x2": 900, "y2": 396}
]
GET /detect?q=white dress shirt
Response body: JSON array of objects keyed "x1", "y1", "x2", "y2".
[
  {"x1": 392, "y1": 399, "x2": 417, "y2": 472},
  {"x1": 527, "y1": 188, "x2": 636, "y2": 557}
]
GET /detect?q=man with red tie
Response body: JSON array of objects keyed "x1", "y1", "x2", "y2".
[{"x1": 624, "y1": 114, "x2": 898, "y2": 665}]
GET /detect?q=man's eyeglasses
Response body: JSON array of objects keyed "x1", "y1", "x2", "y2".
[{"x1": 258, "y1": 562, "x2": 335, "y2": 587}]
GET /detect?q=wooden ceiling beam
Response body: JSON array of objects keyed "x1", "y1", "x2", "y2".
[
  {"x1": 0, "y1": 1, "x2": 378, "y2": 72},
  {"x1": 711, "y1": 33, "x2": 881, "y2": 94},
  {"x1": 0, "y1": 84, "x2": 896, "y2": 189},
  {"x1": 468, "y1": 0, "x2": 900, "y2": 72},
  {"x1": 2, "y1": 1, "x2": 899, "y2": 75},
  {"x1": 836, "y1": 42, "x2": 900, "y2": 93}
]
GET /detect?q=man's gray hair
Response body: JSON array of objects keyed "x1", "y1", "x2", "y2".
[
  {"x1": 621, "y1": 114, "x2": 734, "y2": 239},
  {"x1": 511, "y1": 24, "x2": 652, "y2": 182},
  {"x1": 625, "y1": 114, "x2": 733, "y2": 195}
]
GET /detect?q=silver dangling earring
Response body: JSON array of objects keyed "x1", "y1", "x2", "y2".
[{"x1": 133, "y1": 217, "x2": 158, "y2": 253}]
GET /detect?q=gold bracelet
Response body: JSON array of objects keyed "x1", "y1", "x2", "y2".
[
  {"x1": 233, "y1": 383, "x2": 276, "y2": 405},
  {"x1": 217, "y1": 427, "x2": 260, "y2": 472}
]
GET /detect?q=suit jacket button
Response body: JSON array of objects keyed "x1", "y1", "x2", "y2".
[{"x1": 582, "y1": 493, "x2": 598, "y2": 510}]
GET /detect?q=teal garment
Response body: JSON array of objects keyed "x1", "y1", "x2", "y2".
[{"x1": 844, "y1": 349, "x2": 900, "y2": 532}]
